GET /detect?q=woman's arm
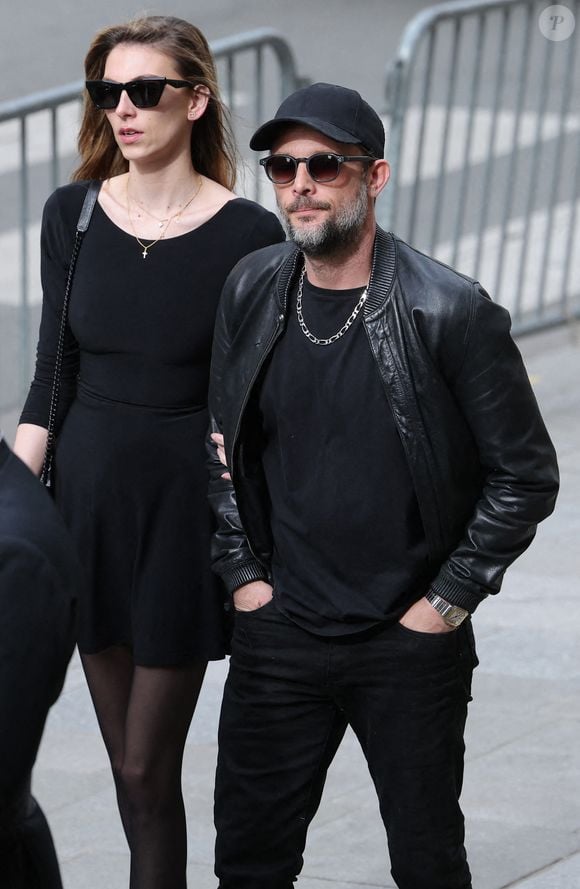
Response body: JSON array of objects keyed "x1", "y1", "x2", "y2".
[
  {"x1": 19, "y1": 187, "x2": 84, "y2": 448},
  {"x1": 12, "y1": 424, "x2": 48, "y2": 476}
]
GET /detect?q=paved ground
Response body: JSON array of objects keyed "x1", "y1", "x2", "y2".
[
  {"x1": 1, "y1": 4, "x2": 578, "y2": 884},
  {"x1": 9, "y1": 319, "x2": 575, "y2": 888}
]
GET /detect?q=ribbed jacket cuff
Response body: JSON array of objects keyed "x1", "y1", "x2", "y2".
[
  {"x1": 429, "y1": 568, "x2": 487, "y2": 613},
  {"x1": 222, "y1": 560, "x2": 269, "y2": 596}
]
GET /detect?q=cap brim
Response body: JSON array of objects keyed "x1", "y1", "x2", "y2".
[{"x1": 250, "y1": 116, "x2": 367, "y2": 152}]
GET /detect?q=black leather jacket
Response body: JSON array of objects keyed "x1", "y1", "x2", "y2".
[{"x1": 208, "y1": 228, "x2": 559, "y2": 613}]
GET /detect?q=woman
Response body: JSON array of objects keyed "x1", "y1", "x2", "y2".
[{"x1": 14, "y1": 15, "x2": 284, "y2": 888}]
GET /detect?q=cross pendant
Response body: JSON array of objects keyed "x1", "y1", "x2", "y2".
[{"x1": 142, "y1": 247, "x2": 148, "y2": 259}]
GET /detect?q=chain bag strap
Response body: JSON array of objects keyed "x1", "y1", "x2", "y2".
[{"x1": 40, "y1": 180, "x2": 101, "y2": 490}]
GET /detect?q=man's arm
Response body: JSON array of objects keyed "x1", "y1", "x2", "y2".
[
  {"x1": 427, "y1": 283, "x2": 559, "y2": 612},
  {"x1": 206, "y1": 420, "x2": 274, "y2": 610},
  {"x1": 208, "y1": 430, "x2": 273, "y2": 611},
  {"x1": 206, "y1": 417, "x2": 271, "y2": 597},
  {"x1": 206, "y1": 265, "x2": 274, "y2": 598}
]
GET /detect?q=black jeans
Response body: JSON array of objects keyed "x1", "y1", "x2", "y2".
[{"x1": 214, "y1": 599, "x2": 477, "y2": 889}]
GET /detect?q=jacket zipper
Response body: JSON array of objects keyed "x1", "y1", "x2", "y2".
[
  {"x1": 230, "y1": 251, "x2": 300, "y2": 466},
  {"x1": 228, "y1": 252, "x2": 301, "y2": 566},
  {"x1": 362, "y1": 314, "x2": 439, "y2": 565}
]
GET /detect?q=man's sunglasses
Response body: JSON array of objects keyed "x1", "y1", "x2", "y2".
[
  {"x1": 85, "y1": 77, "x2": 194, "y2": 110},
  {"x1": 260, "y1": 153, "x2": 375, "y2": 185}
]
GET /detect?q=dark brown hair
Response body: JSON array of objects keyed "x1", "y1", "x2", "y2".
[{"x1": 73, "y1": 15, "x2": 237, "y2": 188}]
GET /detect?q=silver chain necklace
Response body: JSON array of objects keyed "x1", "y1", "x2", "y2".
[{"x1": 296, "y1": 268, "x2": 368, "y2": 346}]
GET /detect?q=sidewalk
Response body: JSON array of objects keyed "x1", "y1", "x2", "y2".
[{"x1": 33, "y1": 322, "x2": 580, "y2": 889}]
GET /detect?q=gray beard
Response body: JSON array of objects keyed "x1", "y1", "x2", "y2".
[{"x1": 278, "y1": 181, "x2": 369, "y2": 259}]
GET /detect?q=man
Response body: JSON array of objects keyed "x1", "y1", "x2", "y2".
[
  {"x1": 0, "y1": 435, "x2": 78, "y2": 888},
  {"x1": 207, "y1": 82, "x2": 559, "y2": 889}
]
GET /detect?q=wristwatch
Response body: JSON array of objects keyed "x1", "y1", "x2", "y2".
[{"x1": 426, "y1": 592, "x2": 470, "y2": 628}]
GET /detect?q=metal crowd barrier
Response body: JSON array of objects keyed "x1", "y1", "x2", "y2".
[
  {"x1": 0, "y1": 29, "x2": 303, "y2": 417},
  {"x1": 379, "y1": 0, "x2": 580, "y2": 334}
]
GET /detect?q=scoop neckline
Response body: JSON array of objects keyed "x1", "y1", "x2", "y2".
[{"x1": 94, "y1": 195, "x2": 244, "y2": 243}]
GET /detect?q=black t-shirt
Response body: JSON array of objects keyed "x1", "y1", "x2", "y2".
[{"x1": 258, "y1": 275, "x2": 431, "y2": 635}]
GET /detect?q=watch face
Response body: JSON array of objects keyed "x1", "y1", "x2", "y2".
[
  {"x1": 427, "y1": 593, "x2": 469, "y2": 627},
  {"x1": 445, "y1": 607, "x2": 468, "y2": 627}
]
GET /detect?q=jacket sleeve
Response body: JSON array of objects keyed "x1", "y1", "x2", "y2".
[
  {"x1": 428, "y1": 283, "x2": 559, "y2": 612},
  {"x1": 206, "y1": 277, "x2": 270, "y2": 595}
]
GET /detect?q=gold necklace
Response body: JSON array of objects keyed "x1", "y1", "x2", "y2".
[
  {"x1": 127, "y1": 205, "x2": 171, "y2": 259},
  {"x1": 131, "y1": 178, "x2": 203, "y2": 227},
  {"x1": 126, "y1": 177, "x2": 203, "y2": 259}
]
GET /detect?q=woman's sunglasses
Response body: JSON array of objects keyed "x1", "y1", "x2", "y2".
[
  {"x1": 85, "y1": 77, "x2": 194, "y2": 110},
  {"x1": 260, "y1": 153, "x2": 375, "y2": 185}
]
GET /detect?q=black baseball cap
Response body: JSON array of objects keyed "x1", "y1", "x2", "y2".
[{"x1": 250, "y1": 82, "x2": 385, "y2": 159}]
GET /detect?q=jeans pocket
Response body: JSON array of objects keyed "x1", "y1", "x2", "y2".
[
  {"x1": 234, "y1": 597, "x2": 277, "y2": 618},
  {"x1": 455, "y1": 621, "x2": 477, "y2": 701},
  {"x1": 394, "y1": 622, "x2": 459, "y2": 642},
  {"x1": 463, "y1": 619, "x2": 479, "y2": 669}
]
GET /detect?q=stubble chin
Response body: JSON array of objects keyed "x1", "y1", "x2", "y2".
[
  {"x1": 290, "y1": 223, "x2": 331, "y2": 256},
  {"x1": 278, "y1": 180, "x2": 369, "y2": 258},
  {"x1": 279, "y1": 212, "x2": 327, "y2": 255}
]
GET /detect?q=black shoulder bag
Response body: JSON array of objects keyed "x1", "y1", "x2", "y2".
[{"x1": 40, "y1": 180, "x2": 101, "y2": 492}]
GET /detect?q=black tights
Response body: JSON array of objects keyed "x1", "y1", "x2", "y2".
[{"x1": 81, "y1": 646, "x2": 206, "y2": 889}]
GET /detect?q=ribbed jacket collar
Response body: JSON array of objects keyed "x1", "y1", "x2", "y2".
[{"x1": 274, "y1": 227, "x2": 397, "y2": 315}]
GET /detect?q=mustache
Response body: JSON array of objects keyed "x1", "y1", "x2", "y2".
[{"x1": 285, "y1": 198, "x2": 332, "y2": 212}]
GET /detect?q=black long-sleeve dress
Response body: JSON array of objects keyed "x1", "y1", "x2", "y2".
[{"x1": 21, "y1": 181, "x2": 284, "y2": 666}]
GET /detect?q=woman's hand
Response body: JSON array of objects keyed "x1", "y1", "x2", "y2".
[
  {"x1": 12, "y1": 424, "x2": 49, "y2": 477},
  {"x1": 210, "y1": 432, "x2": 231, "y2": 480}
]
